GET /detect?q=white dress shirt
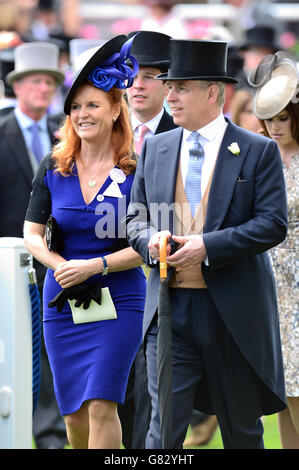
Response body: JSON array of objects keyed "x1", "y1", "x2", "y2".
[{"x1": 180, "y1": 113, "x2": 228, "y2": 198}]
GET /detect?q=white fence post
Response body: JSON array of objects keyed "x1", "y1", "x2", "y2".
[{"x1": 0, "y1": 237, "x2": 33, "y2": 449}]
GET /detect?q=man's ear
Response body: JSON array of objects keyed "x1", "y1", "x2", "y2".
[
  {"x1": 162, "y1": 79, "x2": 170, "y2": 97},
  {"x1": 207, "y1": 83, "x2": 219, "y2": 105}
]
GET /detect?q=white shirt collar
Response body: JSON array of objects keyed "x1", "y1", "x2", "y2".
[
  {"x1": 183, "y1": 112, "x2": 226, "y2": 144},
  {"x1": 131, "y1": 108, "x2": 164, "y2": 135},
  {"x1": 14, "y1": 107, "x2": 48, "y2": 132}
]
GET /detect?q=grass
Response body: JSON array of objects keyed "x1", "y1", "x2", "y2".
[{"x1": 184, "y1": 414, "x2": 282, "y2": 449}]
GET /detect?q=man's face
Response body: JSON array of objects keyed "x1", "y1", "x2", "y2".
[
  {"x1": 166, "y1": 80, "x2": 212, "y2": 131},
  {"x1": 13, "y1": 73, "x2": 57, "y2": 115},
  {"x1": 242, "y1": 46, "x2": 275, "y2": 72},
  {"x1": 126, "y1": 66, "x2": 168, "y2": 121}
]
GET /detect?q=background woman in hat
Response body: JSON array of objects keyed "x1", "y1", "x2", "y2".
[
  {"x1": 230, "y1": 87, "x2": 261, "y2": 134},
  {"x1": 23, "y1": 35, "x2": 146, "y2": 449},
  {"x1": 251, "y1": 52, "x2": 299, "y2": 448}
]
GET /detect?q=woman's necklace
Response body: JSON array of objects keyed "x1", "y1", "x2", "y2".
[
  {"x1": 87, "y1": 172, "x2": 100, "y2": 188},
  {"x1": 78, "y1": 154, "x2": 111, "y2": 188}
]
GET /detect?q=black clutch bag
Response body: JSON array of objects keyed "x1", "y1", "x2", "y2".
[{"x1": 46, "y1": 215, "x2": 64, "y2": 252}]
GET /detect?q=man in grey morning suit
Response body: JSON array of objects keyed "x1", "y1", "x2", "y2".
[{"x1": 125, "y1": 39, "x2": 287, "y2": 449}]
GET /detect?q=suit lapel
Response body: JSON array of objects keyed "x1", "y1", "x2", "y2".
[
  {"x1": 5, "y1": 114, "x2": 34, "y2": 185},
  {"x1": 3, "y1": 114, "x2": 61, "y2": 188},
  {"x1": 155, "y1": 109, "x2": 177, "y2": 135},
  {"x1": 154, "y1": 127, "x2": 183, "y2": 208},
  {"x1": 204, "y1": 120, "x2": 250, "y2": 232}
]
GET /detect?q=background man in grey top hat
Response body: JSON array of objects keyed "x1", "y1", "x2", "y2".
[
  {"x1": 0, "y1": 40, "x2": 67, "y2": 449},
  {"x1": 125, "y1": 38, "x2": 287, "y2": 448}
]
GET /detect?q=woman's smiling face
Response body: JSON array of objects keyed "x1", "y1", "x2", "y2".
[{"x1": 70, "y1": 83, "x2": 120, "y2": 141}]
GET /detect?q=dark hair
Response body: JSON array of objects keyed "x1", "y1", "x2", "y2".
[{"x1": 260, "y1": 100, "x2": 299, "y2": 145}]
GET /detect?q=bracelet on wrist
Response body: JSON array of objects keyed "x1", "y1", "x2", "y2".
[{"x1": 101, "y1": 256, "x2": 109, "y2": 275}]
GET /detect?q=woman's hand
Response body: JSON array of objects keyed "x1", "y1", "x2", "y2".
[{"x1": 54, "y1": 258, "x2": 98, "y2": 289}]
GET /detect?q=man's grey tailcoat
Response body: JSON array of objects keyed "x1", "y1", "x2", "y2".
[{"x1": 125, "y1": 120, "x2": 288, "y2": 415}]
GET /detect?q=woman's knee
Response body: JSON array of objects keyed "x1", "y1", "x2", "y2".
[
  {"x1": 88, "y1": 399, "x2": 117, "y2": 423},
  {"x1": 64, "y1": 404, "x2": 89, "y2": 433}
]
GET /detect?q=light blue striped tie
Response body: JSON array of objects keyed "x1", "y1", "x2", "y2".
[
  {"x1": 185, "y1": 131, "x2": 205, "y2": 217},
  {"x1": 29, "y1": 122, "x2": 44, "y2": 163}
]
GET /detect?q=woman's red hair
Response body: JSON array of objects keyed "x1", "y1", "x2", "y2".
[{"x1": 52, "y1": 83, "x2": 136, "y2": 175}]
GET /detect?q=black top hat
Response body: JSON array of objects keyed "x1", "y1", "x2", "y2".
[
  {"x1": 128, "y1": 31, "x2": 171, "y2": 73},
  {"x1": 240, "y1": 25, "x2": 280, "y2": 52},
  {"x1": 64, "y1": 34, "x2": 138, "y2": 115},
  {"x1": 227, "y1": 45, "x2": 244, "y2": 80},
  {"x1": 156, "y1": 39, "x2": 238, "y2": 84}
]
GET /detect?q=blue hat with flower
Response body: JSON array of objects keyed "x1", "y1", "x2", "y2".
[{"x1": 64, "y1": 34, "x2": 139, "y2": 115}]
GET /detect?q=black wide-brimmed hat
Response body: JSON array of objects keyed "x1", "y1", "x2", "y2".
[
  {"x1": 128, "y1": 31, "x2": 171, "y2": 73},
  {"x1": 155, "y1": 39, "x2": 238, "y2": 84},
  {"x1": 240, "y1": 25, "x2": 280, "y2": 52},
  {"x1": 64, "y1": 34, "x2": 139, "y2": 115}
]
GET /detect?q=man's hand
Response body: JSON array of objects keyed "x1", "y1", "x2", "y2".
[
  {"x1": 167, "y1": 235, "x2": 207, "y2": 271},
  {"x1": 148, "y1": 230, "x2": 172, "y2": 261}
]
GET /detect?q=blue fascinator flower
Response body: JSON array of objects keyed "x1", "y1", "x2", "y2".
[{"x1": 88, "y1": 34, "x2": 139, "y2": 92}]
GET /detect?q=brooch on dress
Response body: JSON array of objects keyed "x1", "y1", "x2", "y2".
[{"x1": 100, "y1": 168, "x2": 126, "y2": 199}]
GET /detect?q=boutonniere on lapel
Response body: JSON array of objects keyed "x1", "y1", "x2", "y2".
[{"x1": 227, "y1": 142, "x2": 240, "y2": 156}]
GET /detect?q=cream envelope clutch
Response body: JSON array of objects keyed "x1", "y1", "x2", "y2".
[{"x1": 68, "y1": 287, "x2": 117, "y2": 324}]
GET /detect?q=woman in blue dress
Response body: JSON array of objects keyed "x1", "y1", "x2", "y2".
[{"x1": 23, "y1": 35, "x2": 146, "y2": 449}]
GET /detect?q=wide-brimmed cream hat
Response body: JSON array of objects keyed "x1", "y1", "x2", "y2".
[
  {"x1": 249, "y1": 51, "x2": 299, "y2": 120},
  {"x1": 69, "y1": 38, "x2": 106, "y2": 73},
  {"x1": 6, "y1": 41, "x2": 65, "y2": 86}
]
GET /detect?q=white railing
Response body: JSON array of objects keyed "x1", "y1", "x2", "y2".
[{"x1": 79, "y1": 2, "x2": 299, "y2": 22}]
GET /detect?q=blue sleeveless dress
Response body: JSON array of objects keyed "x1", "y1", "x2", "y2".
[{"x1": 26, "y1": 156, "x2": 146, "y2": 415}]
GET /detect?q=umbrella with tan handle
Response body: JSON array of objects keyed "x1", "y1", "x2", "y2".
[{"x1": 157, "y1": 235, "x2": 173, "y2": 448}]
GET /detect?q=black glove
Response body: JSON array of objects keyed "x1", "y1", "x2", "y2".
[
  {"x1": 48, "y1": 282, "x2": 102, "y2": 312},
  {"x1": 66, "y1": 283, "x2": 92, "y2": 309},
  {"x1": 88, "y1": 283, "x2": 102, "y2": 306},
  {"x1": 48, "y1": 282, "x2": 92, "y2": 312},
  {"x1": 48, "y1": 290, "x2": 68, "y2": 312}
]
